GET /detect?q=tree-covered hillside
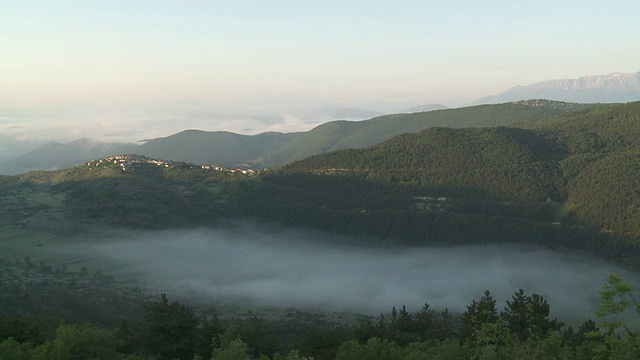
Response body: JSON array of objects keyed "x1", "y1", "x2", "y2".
[
  {"x1": 111, "y1": 100, "x2": 593, "y2": 169},
  {"x1": 283, "y1": 126, "x2": 564, "y2": 203},
  {"x1": 1, "y1": 101, "x2": 638, "y2": 268},
  {"x1": 277, "y1": 101, "x2": 640, "y2": 236},
  {"x1": 232, "y1": 101, "x2": 640, "y2": 267},
  {"x1": 143, "y1": 101, "x2": 596, "y2": 169},
  {"x1": 521, "y1": 101, "x2": 640, "y2": 237},
  {"x1": 261, "y1": 100, "x2": 591, "y2": 167}
]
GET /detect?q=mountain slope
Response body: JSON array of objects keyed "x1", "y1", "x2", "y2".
[
  {"x1": 259, "y1": 100, "x2": 590, "y2": 167},
  {"x1": 136, "y1": 130, "x2": 299, "y2": 166},
  {"x1": 474, "y1": 71, "x2": 640, "y2": 104},
  {"x1": 402, "y1": 104, "x2": 449, "y2": 112},
  {"x1": 279, "y1": 101, "x2": 640, "y2": 238},
  {"x1": 284, "y1": 126, "x2": 563, "y2": 203},
  {"x1": 0, "y1": 100, "x2": 592, "y2": 173},
  {"x1": 220, "y1": 101, "x2": 639, "y2": 266},
  {"x1": 522, "y1": 101, "x2": 640, "y2": 236},
  {"x1": 4, "y1": 102, "x2": 640, "y2": 268}
]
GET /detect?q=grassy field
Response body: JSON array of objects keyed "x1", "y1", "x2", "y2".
[
  {"x1": 0, "y1": 226, "x2": 133, "y2": 277},
  {"x1": 0, "y1": 227, "x2": 70, "y2": 261},
  {"x1": 26, "y1": 192, "x2": 64, "y2": 207}
]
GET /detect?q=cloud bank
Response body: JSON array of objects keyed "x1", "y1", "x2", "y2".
[{"x1": 70, "y1": 225, "x2": 638, "y2": 323}]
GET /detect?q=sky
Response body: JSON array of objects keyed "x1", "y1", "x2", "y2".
[{"x1": 1, "y1": 0, "x2": 639, "y2": 150}]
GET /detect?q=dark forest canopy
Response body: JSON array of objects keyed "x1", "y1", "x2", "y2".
[
  {"x1": 1, "y1": 269, "x2": 639, "y2": 359},
  {"x1": 264, "y1": 101, "x2": 640, "y2": 262}
]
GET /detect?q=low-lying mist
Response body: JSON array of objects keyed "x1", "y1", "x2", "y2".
[{"x1": 67, "y1": 224, "x2": 639, "y2": 323}]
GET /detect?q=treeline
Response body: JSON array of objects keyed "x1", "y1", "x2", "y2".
[
  {"x1": 563, "y1": 152, "x2": 640, "y2": 237},
  {"x1": 1, "y1": 274, "x2": 639, "y2": 359}
]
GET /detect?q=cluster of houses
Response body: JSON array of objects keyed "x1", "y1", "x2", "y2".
[
  {"x1": 199, "y1": 164, "x2": 255, "y2": 175},
  {"x1": 412, "y1": 196, "x2": 451, "y2": 212},
  {"x1": 86, "y1": 154, "x2": 167, "y2": 172},
  {"x1": 85, "y1": 154, "x2": 256, "y2": 175}
]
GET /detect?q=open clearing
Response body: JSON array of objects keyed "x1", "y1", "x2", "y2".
[{"x1": 0, "y1": 226, "x2": 137, "y2": 278}]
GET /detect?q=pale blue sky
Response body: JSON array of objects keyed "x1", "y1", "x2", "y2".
[{"x1": 1, "y1": 0, "x2": 639, "y2": 145}]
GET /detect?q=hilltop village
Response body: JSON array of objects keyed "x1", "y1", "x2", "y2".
[{"x1": 86, "y1": 154, "x2": 257, "y2": 175}]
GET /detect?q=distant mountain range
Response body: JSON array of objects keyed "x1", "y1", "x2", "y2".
[
  {"x1": 314, "y1": 107, "x2": 383, "y2": 119},
  {"x1": 0, "y1": 139, "x2": 137, "y2": 175},
  {"x1": 401, "y1": 104, "x2": 449, "y2": 113},
  {"x1": 474, "y1": 71, "x2": 640, "y2": 104},
  {"x1": 0, "y1": 100, "x2": 590, "y2": 174},
  {"x1": 3, "y1": 70, "x2": 639, "y2": 175}
]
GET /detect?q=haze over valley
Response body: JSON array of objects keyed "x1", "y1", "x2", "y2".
[
  {"x1": 65, "y1": 226, "x2": 638, "y2": 323},
  {"x1": 2, "y1": 1, "x2": 640, "y2": 358},
  {"x1": 2, "y1": 94, "x2": 640, "y2": 359}
]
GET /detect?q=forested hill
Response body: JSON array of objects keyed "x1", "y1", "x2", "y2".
[
  {"x1": 218, "y1": 101, "x2": 639, "y2": 267},
  {"x1": 260, "y1": 100, "x2": 590, "y2": 166},
  {"x1": 521, "y1": 101, "x2": 640, "y2": 153},
  {"x1": 522, "y1": 101, "x2": 640, "y2": 238},
  {"x1": 136, "y1": 130, "x2": 298, "y2": 167},
  {"x1": 282, "y1": 126, "x2": 563, "y2": 204},
  {"x1": 280, "y1": 101, "x2": 640, "y2": 237}
]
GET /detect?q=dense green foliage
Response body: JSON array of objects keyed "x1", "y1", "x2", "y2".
[
  {"x1": 283, "y1": 126, "x2": 564, "y2": 203},
  {"x1": 0, "y1": 161, "x2": 245, "y2": 230},
  {"x1": 0, "y1": 257, "x2": 145, "y2": 331},
  {"x1": 244, "y1": 101, "x2": 640, "y2": 267},
  {"x1": 525, "y1": 102, "x2": 640, "y2": 237},
  {"x1": 2, "y1": 272, "x2": 640, "y2": 359}
]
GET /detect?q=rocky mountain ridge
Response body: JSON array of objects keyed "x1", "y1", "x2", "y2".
[{"x1": 474, "y1": 71, "x2": 640, "y2": 104}]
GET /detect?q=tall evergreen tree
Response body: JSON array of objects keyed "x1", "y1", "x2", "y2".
[
  {"x1": 502, "y1": 289, "x2": 561, "y2": 341},
  {"x1": 137, "y1": 294, "x2": 200, "y2": 360},
  {"x1": 460, "y1": 290, "x2": 499, "y2": 341}
]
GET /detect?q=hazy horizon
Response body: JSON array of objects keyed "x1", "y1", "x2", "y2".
[{"x1": 2, "y1": 0, "x2": 639, "y2": 153}]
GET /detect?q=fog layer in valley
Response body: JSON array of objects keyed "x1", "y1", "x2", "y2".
[{"x1": 70, "y1": 225, "x2": 638, "y2": 322}]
